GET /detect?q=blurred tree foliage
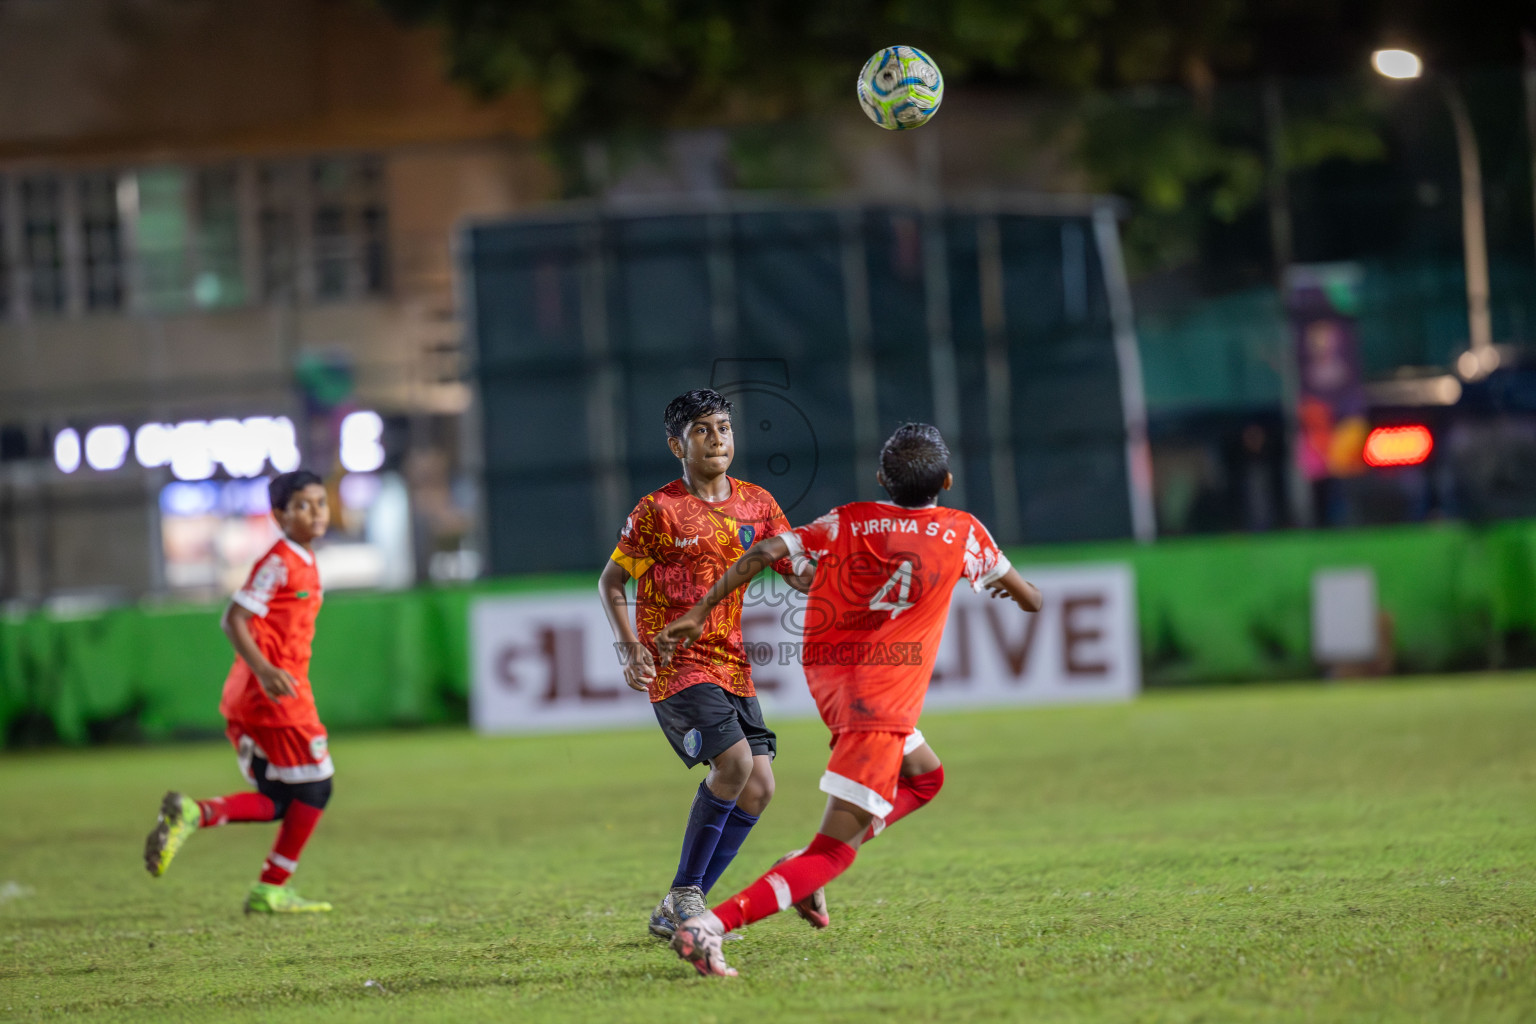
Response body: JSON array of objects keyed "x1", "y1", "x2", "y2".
[
  {"x1": 375, "y1": 0, "x2": 1389, "y2": 271},
  {"x1": 374, "y1": 0, "x2": 1262, "y2": 130}
]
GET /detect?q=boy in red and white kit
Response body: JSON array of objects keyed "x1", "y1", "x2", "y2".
[
  {"x1": 657, "y1": 424, "x2": 1043, "y2": 975},
  {"x1": 143, "y1": 470, "x2": 336, "y2": 914}
]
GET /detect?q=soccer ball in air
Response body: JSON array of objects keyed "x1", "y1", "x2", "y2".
[{"x1": 857, "y1": 46, "x2": 944, "y2": 131}]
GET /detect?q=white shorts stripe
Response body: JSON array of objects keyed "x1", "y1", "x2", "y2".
[
  {"x1": 766, "y1": 872, "x2": 792, "y2": 912},
  {"x1": 267, "y1": 852, "x2": 299, "y2": 872},
  {"x1": 903, "y1": 729, "x2": 926, "y2": 756},
  {"x1": 235, "y1": 735, "x2": 268, "y2": 785},
  {"x1": 264, "y1": 756, "x2": 335, "y2": 784},
  {"x1": 819, "y1": 770, "x2": 896, "y2": 818}
]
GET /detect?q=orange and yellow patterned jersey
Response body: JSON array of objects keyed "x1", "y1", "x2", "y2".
[{"x1": 611, "y1": 477, "x2": 795, "y2": 702}]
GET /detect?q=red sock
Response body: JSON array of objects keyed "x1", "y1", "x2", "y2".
[
  {"x1": 259, "y1": 801, "x2": 324, "y2": 885},
  {"x1": 864, "y1": 765, "x2": 944, "y2": 842},
  {"x1": 713, "y1": 832, "x2": 856, "y2": 931},
  {"x1": 198, "y1": 793, "x2": 276, "y2": 827}
]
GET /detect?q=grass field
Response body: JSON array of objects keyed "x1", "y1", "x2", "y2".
[{"x1": 3, "y1": 676, "x2": 1534, "y2": 1022}]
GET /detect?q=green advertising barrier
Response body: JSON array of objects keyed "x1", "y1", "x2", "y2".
[{"x1": 1, "y1": 522, "x2": 1531, "y2": 747}]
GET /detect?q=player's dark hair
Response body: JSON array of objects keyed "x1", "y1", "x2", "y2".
[
  {"x1": 664, "y1": 388, "x2": 733, "y2": 439},
  {"x1": 269, "y1": 470, "x2": 324, "y2": 512},
  {"x1": 879, "y1": 423, "x2": 950, "y2": 507}
]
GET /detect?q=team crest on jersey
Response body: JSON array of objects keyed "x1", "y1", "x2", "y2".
[
  {"x1": 683, "y1": 728, "x2": 702, "y2": 758},
  {"x1": 310, "y1": 734, "x2": 328, "y2": 761},
  {"x1": 738, "y1": 524, "x2": 756, "y2": 549}
]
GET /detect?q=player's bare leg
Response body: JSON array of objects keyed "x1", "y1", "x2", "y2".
[
  {"x1": 815, "y1": 794, "x2": 877, "y2": 848},
  {"x1": 734, "y1": 753, "x2": 774, "y2": 817},
  {"x1": 864, "y1": 741, "x2": 944, "y2": 842}
]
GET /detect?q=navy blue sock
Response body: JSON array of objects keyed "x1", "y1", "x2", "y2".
[
  {"x1": 671, "y1": 781, "x2": 737, "y2": 889},
  {"x1": 699, "y1": 805, "x2": 760, "y2": 894}
]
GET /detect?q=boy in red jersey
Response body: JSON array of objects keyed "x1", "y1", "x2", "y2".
[
  {"x1": 657, "y1": 423, "x2": 1043, "y2": 975},
  {"x1": 599, "y1": 389, "x2": 813, "y2": 939},
  {"x1": 143, "y1": 470, "x2": 336, "y2": 914}
]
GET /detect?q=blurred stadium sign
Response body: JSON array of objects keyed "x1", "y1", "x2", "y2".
[
  {"x1": 1311, "y1": 567, "x2": 1380, "y2": 665},
  {"x1": 1288, "y1": 263, "x2": 1368, "y2": 481},
  {"x1": 469, "y1": 563, "x2": 1139, "y2": 734}
]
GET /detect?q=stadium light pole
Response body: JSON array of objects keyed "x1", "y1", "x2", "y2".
[{"x1": 1372, "y1": 48, "x2": 1497, "y2": 380}]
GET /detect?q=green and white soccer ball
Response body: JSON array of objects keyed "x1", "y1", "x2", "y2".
[{"x1": 857, "y1": 46, "x2": 944, "y2": 130}]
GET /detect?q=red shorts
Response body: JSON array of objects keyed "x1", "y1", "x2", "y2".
[
  {"x1": 819, "y1": 728, "x2": 927, "y2": 818},
  {"x1": 226, "y1": 721, "x2": 334, "y2": 785}
]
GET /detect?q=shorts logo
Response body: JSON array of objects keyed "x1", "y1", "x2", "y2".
[
  {"x1": 738, "y1": 524, "x2": 756, "y2": 549},
  {"x1": 310, "y1": 734, "x2": 328, "y2": 761},
  {"x1": 683, "y1": 728, "x2": 702, "y2": 758}
]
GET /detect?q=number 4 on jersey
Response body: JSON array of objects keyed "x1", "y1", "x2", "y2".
[{"x1": 869, "y1": 561, "x2": 916, "y2": 619}]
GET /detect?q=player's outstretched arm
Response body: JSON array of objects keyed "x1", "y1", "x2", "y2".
[
  {"x1": 985, "y1": 567, "x2": 1044, "y2": 613},
  {"x1": 220, "y1": 602, "x2": 297, "y2": 699},
  {"x1": 781, "y1": 567, "x2": 816, "y2": 595},
  {"x1": 657, "y1": 536, "x2": 792, "y2": 665},
  {"x1": 598, "y1": 559, "x2": 656, "y2": 692}
]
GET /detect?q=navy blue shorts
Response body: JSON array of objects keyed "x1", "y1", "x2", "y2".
[{"x1": 653, "y1": 684, "x2": 777, "y2": 768}]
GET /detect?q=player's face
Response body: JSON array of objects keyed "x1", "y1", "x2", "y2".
[
  {"x1": 276, "y1": 484, "x2": 330, "y2": 543},
  {"x1": 671, "y1": 413, "x2": 734, "y2": 476}
]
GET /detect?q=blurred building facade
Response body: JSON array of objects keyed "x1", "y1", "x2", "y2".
[
  {"x1": 0, "y1": 0, "x2": 553, "y2": 604},
  {"x1": 5, "y1": 0, "x2": 1536, "y2": 608}
]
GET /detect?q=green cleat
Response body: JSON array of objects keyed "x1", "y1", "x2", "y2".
[
  {"x1": 245, "y1": 882, "x2": 332, "y2": 914},
  {"x1": 144, "y1": 791, "x2": 201, "y2": 878}
]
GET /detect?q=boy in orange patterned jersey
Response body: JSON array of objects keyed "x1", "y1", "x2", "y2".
[
  {"x1": 599, "y1": 389, "x2": 813, "y2": 939},
  {"x1": 658, "y1": 424, "x2": 1044, "y2": 976},
  {"x1": 143, "y1": 470, "x2": 336, "y2": 914}
]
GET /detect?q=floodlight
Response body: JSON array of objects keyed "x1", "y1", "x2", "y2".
[{"x1": 1371, "y1": 49, "x2": 1422, "y2": 80}]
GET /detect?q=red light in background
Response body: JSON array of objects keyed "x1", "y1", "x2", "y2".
[{"x1": 1363, "y1": 425, "x2": 1433, "y2": 467}]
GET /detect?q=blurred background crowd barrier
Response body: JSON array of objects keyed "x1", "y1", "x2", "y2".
[
  {"x1": 7, "y1": 519, "x2": 1536, "y2": 745},
  {"x1": 3, "y1": 1, "x2": 1536, "y2": 745}
]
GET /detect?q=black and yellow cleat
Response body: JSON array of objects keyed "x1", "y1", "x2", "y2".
[{"x1": 144, "y1": 791, "x2": 201, "y2": 878}]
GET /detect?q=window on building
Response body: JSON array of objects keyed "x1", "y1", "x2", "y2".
[
  {"x1": 0, "y1": 154, "x2": 387, "y2": 319},
  {"x1": 257, "y1": 162, "x2": 300, "y2": 301},
  {"x1": 192, "y1": 166, "x2": 244, "y2": 309},
  {"x1": 21, "y1": 177, "x2": 64, "y2": 314},
  {"x1": 79, "y1": 172, "x2": 123, "y2": 312},
  {"x1": 312, "y1": 159, "x2": 353, "y2": 300},
  {"x1": 311, "y1": 156, "x2": 388, "y2": 301},
  {"x1": 134, "y1": 167, "x2": 190, "y2": 312}
]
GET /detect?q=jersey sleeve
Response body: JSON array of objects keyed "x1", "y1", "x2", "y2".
[
  {"x1": 962, "y1": 515, "x2": 1012, "y2": 590},
  {"x1": 232, "y1": 550, "x2": 288, "y2": 617},
  {"x1": 610, "y1": 497, "x2": 663, "y2": 579},
  {"x1": 781, "y1": 508, "x2": 842, "y2": 575},
  {"x1": 757, "y1": 499, "x2": 798, "y2": 579}
]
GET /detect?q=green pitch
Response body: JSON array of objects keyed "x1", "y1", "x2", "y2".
[{"x1": 3, "y1": 676, "x2": 1534, "y2": 1022}]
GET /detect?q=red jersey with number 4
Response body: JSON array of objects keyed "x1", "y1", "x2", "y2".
[
  {"x1": 219, "y1": 538, "x2": 325, "y2": 728},
  {"x1": 611, "y1": 477, "x2": 794, "y2": 702},
  {"x1": 782, "y1": 502, "x2": 1010, "y2": 734}
]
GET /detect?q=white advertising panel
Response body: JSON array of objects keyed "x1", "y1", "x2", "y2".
[{"x1": 470, "y1": 563, "x2": 1139, "y2": 735}]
